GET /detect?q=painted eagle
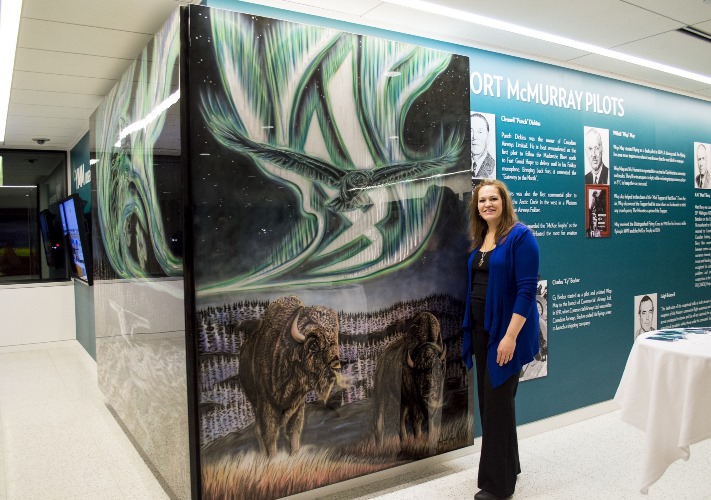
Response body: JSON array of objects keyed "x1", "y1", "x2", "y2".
[{"x1": 209, "y1": 125, "x2": 463, "y2": 213}]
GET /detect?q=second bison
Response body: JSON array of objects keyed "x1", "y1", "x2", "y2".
[{"x1": 372, "y1": 311, "x2": 447, "y2": 449}]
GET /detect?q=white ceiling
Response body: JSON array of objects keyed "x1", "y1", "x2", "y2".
[{"x1": 5, "y1": 0, "x2": 711, "y2": 151}]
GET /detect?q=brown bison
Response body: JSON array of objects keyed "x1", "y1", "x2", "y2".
[
  {"x1": 239, "y1": 296, "x2": 341, "y2": 456},
  {"x1": 373, "y1": 312, "x2": 446, "y2": 449}
]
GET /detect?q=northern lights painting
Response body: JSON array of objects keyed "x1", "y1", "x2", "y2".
[
  {"x1": 187, "y1": 6, "x2": 472, "y2": 499},
  {"x1": 91, "y1": 12, "x2": 182, "y2": 281}
]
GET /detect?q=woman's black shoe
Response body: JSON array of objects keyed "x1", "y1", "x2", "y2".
[{"x1": 474, "y1": 490, "x2": 501, "y2": 500}]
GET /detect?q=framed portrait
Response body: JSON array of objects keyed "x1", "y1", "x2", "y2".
[{"x1": 585, "y1": 185, "x2": 610, "y2": 238}]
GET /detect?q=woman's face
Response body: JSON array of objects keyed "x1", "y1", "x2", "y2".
[{"x1": 477, "y1": 185, "x2": 503, "y2": 227}]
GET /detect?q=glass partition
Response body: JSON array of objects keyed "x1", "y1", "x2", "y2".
[{"x1": 0, "y1": 150, "x2": 69, "y2": 283}]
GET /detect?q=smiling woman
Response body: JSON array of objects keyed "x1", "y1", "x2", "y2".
[
  {"x1": 462, "y1": 179, "x2": 540, "y2": 500},
  {"x1": 0, "y1": 149, "x2": 70, "y2": 283}
]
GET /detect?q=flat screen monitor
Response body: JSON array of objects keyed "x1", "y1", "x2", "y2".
[
  {"x1": 38, "y1": 209, "x2": 55, "y2": 267},
  {"x1": 58, "y1": 194, "x2": 93, "y2": 285}
]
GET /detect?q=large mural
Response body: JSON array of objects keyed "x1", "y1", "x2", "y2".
[
  {"x1": 91, "y1": 12, "x2": 182, "y2": 281},
  {"x1": 187, "y1": 6, "x2": 472, "y2": 499}
]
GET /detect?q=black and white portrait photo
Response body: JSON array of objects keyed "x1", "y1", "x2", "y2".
[
  {"x1": 520, "y1": 279, "x2": 548, "y2": 381},
  {"x1": 694, "y1": 142, "x2": 710, "y2": 189},
  {"x1": 471, "y1": 111, "x2": 496, "y2": 182},
  {"x1": 584, "y1": 126, "x2": 610, "y2": 185},
  {"x1": 634, "y1": 293, "x2": 657, "y2": 339},
  {"x1": 585, "y1": 185, "x2": 609, "y2": 238}
]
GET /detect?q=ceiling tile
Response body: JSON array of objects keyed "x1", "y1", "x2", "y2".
[
  {"x1": 12, "y1": 71, "x2": 117, "y2": 96},
  {"x1": 424, "y1": 0, "x2": 683, "y2": 47},
  {"x1": 570, "y1": 53, "x2": 708, "y2": 93},
  {"x1": 602, "y1": 31, "x2": 711, "y2": 77},
  {"x1": 270, "y1": 0, "x2": 382, "y2": 16},
  {"x1": 4, "y1": 116, "x2": 91, "y2": 149},
  {"x1": 692, "y1": 19, "x2": 711, "y2": 34},
  {"x1": 14, "y1": 48, "x2": 132, "y2": 80},
  {"x1": 622, "y1": 0, "x2": 711, "y2": 26},
  {"x1": 10, "y1": 89, "x2": 103, "y2": 109},
  {"x1": 362, "y1": 4, "x2": 588, "y2": 61},
  {"x1": 22, "y1": 0, "x2": 180, "y2": 34},
  {"x1": 206, "y1": 0, "x2": 382, "y2": 19},
  {"x1": 8, "y1": 116, "x2": 87, "y2": 130},
  {"x1": 8, "y1": 103, "x2": 94, "y2": 120},
  {"x1": 18, "y1": 18, "x2": 152, "y2": 60}
]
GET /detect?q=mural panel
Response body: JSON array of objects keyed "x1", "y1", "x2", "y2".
[
  {"x1": 90, "y1": 10, "x2": 190, "y2": 500},
  {"x1": 187, "y1": 6, "x2": 472, "y2": 498},
  {"x1": 91, "y1": 12, "x2": 182, "y2": 281}
]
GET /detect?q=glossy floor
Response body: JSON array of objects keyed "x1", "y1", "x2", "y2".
[{"x1": 1, "y1": 341, "x2": 710, "y2": 500}]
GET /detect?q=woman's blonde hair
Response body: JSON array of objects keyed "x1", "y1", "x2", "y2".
[{"x1": 468, "y1": 179, "x2": 519, "y2": 251}]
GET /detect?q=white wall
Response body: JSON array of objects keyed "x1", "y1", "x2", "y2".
[{"x1": 0, "y1": 281, "x2": 76, "y2": 347}]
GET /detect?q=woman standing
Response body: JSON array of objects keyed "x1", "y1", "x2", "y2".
[{"x1": 462, "y1": 179, "x2": 540, "y2": 500}]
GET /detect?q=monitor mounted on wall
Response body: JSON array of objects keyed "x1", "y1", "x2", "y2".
[
  {"x1": 58, "y1": 194, "x2": 93, "y2": 285},
  {"x1": 38, "y1": 209, "x2": 56, "y2": 268}
]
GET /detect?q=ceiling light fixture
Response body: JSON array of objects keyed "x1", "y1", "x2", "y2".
[
  {"x1": 678, "y1": 26, "x2": 711, "y2": 43},
  {"x1": 0, "y1": 0, "x2": 23, "y2": 144},
  {"x1": 381, "y1": 0, "x2": 711, "y2": 86}
]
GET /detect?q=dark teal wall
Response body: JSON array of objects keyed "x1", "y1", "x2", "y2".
[
  {"x1": 70, "y1": 132, "x2": 95, "y2": 359},
  {"x1": 70, "y1": 132, "x2": 92, "y2": 212}
]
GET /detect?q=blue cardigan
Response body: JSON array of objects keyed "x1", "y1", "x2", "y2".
[{"x1": 462, "y1": 222, "x2": 540, "y2": 388}]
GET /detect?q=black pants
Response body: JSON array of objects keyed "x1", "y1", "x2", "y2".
[{"x1": 471, "y1": 300, "x2": 520, "y2": 498}]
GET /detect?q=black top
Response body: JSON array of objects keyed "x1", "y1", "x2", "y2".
[{"x1": 470, "y1": 249, "x2": 491, "y2": 303}]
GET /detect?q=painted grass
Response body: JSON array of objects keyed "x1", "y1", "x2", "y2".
[
  {"x1": 201, "y1": 411, "x2": 473, "y2": 499},
  {"x1": 202, "y1": 446, "x2": 391, "y2": 500}
]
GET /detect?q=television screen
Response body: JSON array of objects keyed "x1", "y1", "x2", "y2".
[
  {"x1": 38, "y1": 209, "x2": 55, "y2": 267},
  {"x1": 58, "y1": 194, "x2": 93, "y2": 285}
]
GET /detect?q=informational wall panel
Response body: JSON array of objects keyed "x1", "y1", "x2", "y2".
[
  {"x1": 467, "y1": 51, "x2": 711, "y2": 328},
  {"x1": 462, "y1": 45, "x2": 711, "y2": 420}
]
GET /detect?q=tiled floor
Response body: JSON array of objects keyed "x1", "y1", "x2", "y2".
[
  {"x1": 0, "y1": 342, "x2": 169, "y2": 500},
  {"x1": 1, "y1": 341, "x2": 711, "y2": 500}
]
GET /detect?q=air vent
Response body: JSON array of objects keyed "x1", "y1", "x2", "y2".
[{"x1": 678, "y1": 26, "x2": 711, "y2": 44}]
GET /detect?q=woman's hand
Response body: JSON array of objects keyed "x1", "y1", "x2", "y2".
[
  {"x1": 497, "y1": 334, "x2": 516, "y2": 366},
  {"x1": 498, "y1": 313, "x2": 526, "y2": 366}
]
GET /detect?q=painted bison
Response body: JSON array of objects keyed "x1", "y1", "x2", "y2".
[
  {"x1": 373, "y1": 311, "x2": 446, "y2": 448},
  {"x1": 239, "y1": 296, "x2": 341, "y2": 456}
]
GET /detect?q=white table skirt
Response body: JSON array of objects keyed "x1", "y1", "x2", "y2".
[{"x1": 614, "y1": 329, "x2": 711, "y2": 493}]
